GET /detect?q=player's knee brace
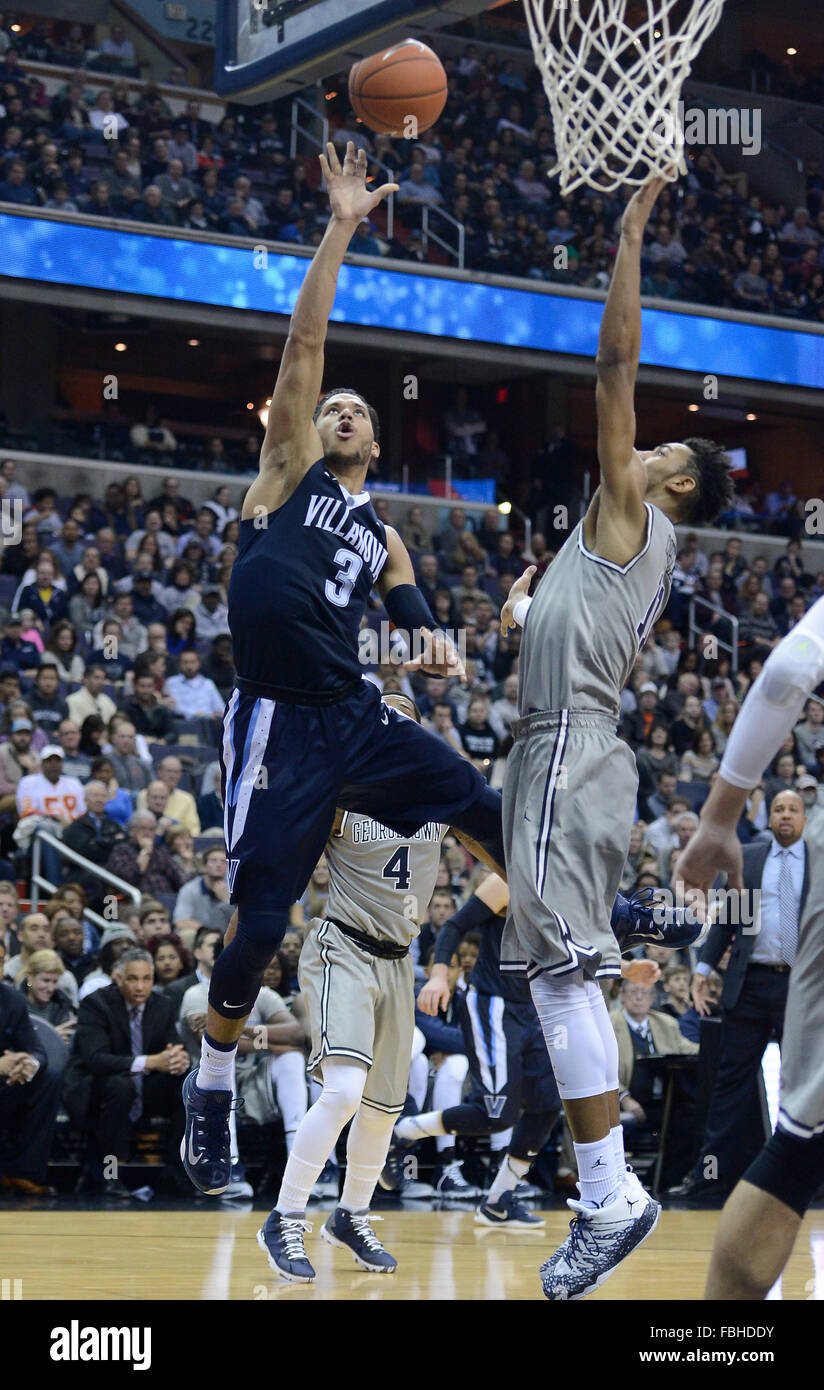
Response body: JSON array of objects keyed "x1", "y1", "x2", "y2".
[
  {"x1": 530, "y1": 971, "x2": 612, "y2": 1100},
  {"x1": 317, "y1": 1057, "x2": 368, "y2": 1127},
  {"x1": 759, "y1": 629, "x2": 824, "y2": 708},
  {"x1": 208, "y1": 906, "x2": 289, "y2": 1018},
  {"x1": 509, "y1": 1109, "x2": 560, "y2": 1164},
  {"x1": 744, "y1": 1128, "x2": 824, "y2": 1218}
]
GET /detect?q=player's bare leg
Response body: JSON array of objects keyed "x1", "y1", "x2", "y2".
[{"x1": 705, "y1": 1182, "x2": 801, "y2": 1299}]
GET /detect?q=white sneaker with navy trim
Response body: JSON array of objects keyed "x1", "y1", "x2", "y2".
[{"x1": 540, "y1": 1173, "x2": 661, "y2": 1300}]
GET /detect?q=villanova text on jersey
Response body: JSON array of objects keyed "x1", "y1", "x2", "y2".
[{"x1": 229, "y1": 461, "x2": 389, "y2": 697}]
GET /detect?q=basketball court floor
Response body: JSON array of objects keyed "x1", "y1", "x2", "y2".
[{"x1": 3, "y1": 1204, "x2": 822, "y2": 1300}]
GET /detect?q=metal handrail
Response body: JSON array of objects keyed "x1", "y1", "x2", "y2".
[
  {"x1": 289, "y1": 94, "x2": 329, "y2": 160},
  {"x1": 421, "y1": 203, "x2": 466, "y2": 269},
  {"x1": 688, "y1": 595, "x2": 740, "y2": 674},
  {"x1": 30, "y1": 828, "x2": 141, "y2": 933}
]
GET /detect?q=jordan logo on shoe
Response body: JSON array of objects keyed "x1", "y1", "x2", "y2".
[{"x1": 626, "y1": 1198, "x2": 638, "y2": 1213}]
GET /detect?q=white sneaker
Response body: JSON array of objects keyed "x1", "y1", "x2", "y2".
[{"x1": 540, "y1": 1175, "x2": 661, "y2": 1300}]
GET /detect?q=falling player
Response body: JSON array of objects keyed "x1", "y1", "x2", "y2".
[
  {"x1": 498, "y1": 171, "x2": 733, "y2": 1300},
  {"x1": 396, "y1": 874, "x2": 666, "y2": 1227},
  {"x1": 180, "y1": 144, "x2": 507, "y2": 1196},
  {"x1": 258, "y1": 692, "x2": 466, "y2": 1281},
  {"x1": 675, "y1": 597, "x2": 824, "y2": 1299}
]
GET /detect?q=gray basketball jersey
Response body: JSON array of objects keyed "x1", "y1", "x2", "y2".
[
  {"x1": 519, "y1": 503, "x2": 676, "y2": 720},
  {"x1": 324, "y1": 812, "x2": 448, "y2": 948}
]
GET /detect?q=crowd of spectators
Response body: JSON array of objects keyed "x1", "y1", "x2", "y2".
[
  {"x1": 0, "y1": 453, "x2": 822, "y2": 1199},
  {"x1": 0, "y1": 19, "x2": 823, "y2": 323}
]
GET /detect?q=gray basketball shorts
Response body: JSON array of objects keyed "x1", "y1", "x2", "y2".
[
  {"x1": 500, "y1": 709, "x2": 638, "y2": 983},
  {"x1": 778, "y1": 850, "x2": 824, "y2": 1139},
  {"x1": 299, "y1": 918, "x2": 415, "y2": 1115}
]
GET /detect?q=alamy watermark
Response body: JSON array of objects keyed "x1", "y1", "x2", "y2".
[{"x1": 654, "y1": 102, "x2": 761, "y2": 156}]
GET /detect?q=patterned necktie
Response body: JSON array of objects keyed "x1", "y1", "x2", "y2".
[
  {"x1": 129, "y1": 1005, "x2": 144, "y2": 1123},
  {"x1": 778, "y1": 847, "x2": 799, "y2": 967}
]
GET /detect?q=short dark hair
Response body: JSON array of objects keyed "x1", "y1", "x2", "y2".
[
  {"x1": 313, "y1": 388, "x2": 380, "y2": 444},
  {"x1": 677, "y1": 438, "x2": 734, "y2": 525}
]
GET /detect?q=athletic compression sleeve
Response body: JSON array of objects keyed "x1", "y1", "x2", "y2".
[
  {"x1": 720, "y1": 596, "x2": 824, "y2": 790},
  {"x1": 433, "y1": 893, "x2": 498, "y2": 967},
  {"x1": 384, "y1": 584, "x2": 436, "y2": 633}
]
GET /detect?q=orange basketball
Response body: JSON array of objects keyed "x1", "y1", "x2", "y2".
[{"x1": 348, "y1": 38, "x2": 447, "y2": 138}]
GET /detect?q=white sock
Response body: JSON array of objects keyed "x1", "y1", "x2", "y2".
[
  {"x1": 275, "y1": 1058, "x2": 365, "y2": 1216},
  {"x1": 610, "y1": 1123, "x2": 627, "y2": 1186},
  {"x1": 198, "y1": 1035, "x2": 237, "y2": 1091},
  {"x1": 435, "y1": 1134, "x2": 456, "y2": 1154},
  {"x1": 340, "y1": 1105, "x2": 396, "y2": 1213},
  {"x1": 574, "y1": 1135, "x2": 619, "y2": 1207},
  {"x1": 488, "y1": 1153, "x2": 530, "y2": 1205},
  {"x1": 395, "y1": 1110, "x2": 446, "y2": 1141}
]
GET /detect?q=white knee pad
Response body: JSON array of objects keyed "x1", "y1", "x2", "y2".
[
  {"x1": 530, "y1": 971, "x2": 616, "y2": 1101},
  {"x1": 317, "y1": 1056, "x2": 368, "y2": 1125}
]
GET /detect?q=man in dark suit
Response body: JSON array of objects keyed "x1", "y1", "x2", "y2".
[
  {"x1": 0, "y1": 942, "x2": 62, "y2": 1195},
  {"x1": 63, "y1": 948, "x2": 189, "y2": 1197},
  {"x1": 163, "y1": 925, "x2": 222, "y2": 1020},
  {"x1": 671, "y1": 789, "x2": 808, "y2": 1199}
]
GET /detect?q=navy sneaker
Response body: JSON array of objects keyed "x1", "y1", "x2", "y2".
[
  {"x1": 310, "y1": 1159, "x2": 340, "y2": 1201},
  {"x1": 476, "y1": 1190, "x2": 546, "y2": 1228},
  {"x1": 321, "y1": 1207, "x2": 397, "y2": 1273},
  {"x1": 435, "y1": 1159, "x2": 483, "y2": 1200},
  {"x1": 180, "y1": 1069, "x2": 242, "y2": 1196},
  {"x1": 611, "y1": 888, "x2": 704, "y2": 950},
  {"x1": 257, "y1": 1210, "x2": 315, "y2": 1283}
]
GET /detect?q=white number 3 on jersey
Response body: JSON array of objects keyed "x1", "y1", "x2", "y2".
[{"x1": 326, "y1": 548, "x2": 363, "y2": 607}]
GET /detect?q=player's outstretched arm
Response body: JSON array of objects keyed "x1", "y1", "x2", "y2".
[
  {"x1": 676, "y1": 595, "x2": 824, "y2": 903},
  {"x1": 245, "y1": 142, "x2": 397, "y2": 517},
  {"x1": 594, "y1": 175, "x2": 669, "y2": 527},
  {"x1": 377, "y1": 528, "x2": 466, "y2": 681}
]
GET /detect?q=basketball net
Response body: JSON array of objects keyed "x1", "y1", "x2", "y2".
[{"x1": 523, "y1": 0, "x2": 727, "y2": 193}]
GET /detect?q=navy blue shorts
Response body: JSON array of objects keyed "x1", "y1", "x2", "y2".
[
  {"x1": 460, "y1": 989, "x2": 560, "y2": 1119},
  {"x1": 221, "y1": 679, "x2": 498, "y2": 912}
]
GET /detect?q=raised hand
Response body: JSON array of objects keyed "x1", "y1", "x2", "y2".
[
  {"x1": 319, "y1": 141, "x2": 399, "y2": 226},
  {"x1": 500, "y1": 565, "x2": 536, "y2": 635},
  {"x1": 620, "y1": 171, "x2": 674, "y2": 242}
]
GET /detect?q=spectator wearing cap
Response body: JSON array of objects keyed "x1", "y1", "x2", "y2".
[
  {"x1": 28, "y1": 665, "x2": 69, "y2": 738},
  {"x1": 0, "y1": 614, "x2": 41, "y2": 674},
  {"x1": 16, "y1": 745, "x2": 85, "y2": 826},
  {"x1": 0, "y1": 716, "x2": 39, "y2": 810},
  {"x1": 193, "y1": 585, "x2": 229, "y2": 642},
  {"x1": 66, "y1": 663, "x2": 117, "y2": 728},
  {"x1": 620, "y1": 681, "x2": 660, "y2": 748},
  {"x1": 701, "y1": 675, "x2": 731, "y2": 723},
  {"x1": 106, "y1": 810, "x2": 187, "y2": 898},
  {"x1": 119, "y1": 557, "x2": 168, "y2": 627},
  {"x1": 77, "y1": 924, "x2": 138, "y2": 1001},
  {"x1": 168, "y1": 121, "x2": 199, "y2": 174}
]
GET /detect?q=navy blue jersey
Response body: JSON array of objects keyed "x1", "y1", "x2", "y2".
[
  {"x1": 229, "y1": 460, "x2": 389, "y2": 696},
  {"x1": 469, "y1": 906, "x2": 531, "y2": 1004}
]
